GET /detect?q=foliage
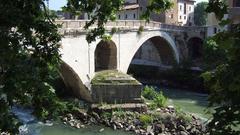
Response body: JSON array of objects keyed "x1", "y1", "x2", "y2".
[
  {"x1": 139, "y1": 114, "x2": 153, "y2": 127},
  {"x1": 110, "y1": 27, "x2": 118, "y2": 35},
  {"x1": 91, "y1": 70, "x2": 139, "y2": 84},
  {"x1": 141, "y1": 0, "x2": 173, "y2": 22},
  {"x1": 137, "y1": 26, "x2": 144, "y2": 35},
  {"x1": 153, "y1": 91, "x2": 168, "y2": 108},
  {"x1": 203, "y1": 1, "x2": 240, "y2": 134},
  {"x1": 194, "y1": 2, "x2": 208, "y2": 26},
  {"x1": 0, "y1": 0, "x2": 69, "y2": 133},
  {"x1": 202, "y1": 38, "x2": 227, "y2": 69},
  {"x1": 142, "y1": 86, "x2": 168, "y2": 109},
  {"x1": 142, "y1": 86, "x2": 158, "y2": 100}
]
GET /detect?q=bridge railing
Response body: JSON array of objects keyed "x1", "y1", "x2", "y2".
[{"x1": 55, "y1": 20, "x2": 207, "y2": 32}]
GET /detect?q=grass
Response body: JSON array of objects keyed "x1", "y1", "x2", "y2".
[
  {"x1": 142, "y1": 86, "x2": 168, "y2": 109},
  {"x1": 91, "y1": 70, "x2": 140, "y2": 85}
]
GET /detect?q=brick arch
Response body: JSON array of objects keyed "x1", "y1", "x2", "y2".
[{"x1": 124, "y1": 31, "x2": 179, "y2": 73}]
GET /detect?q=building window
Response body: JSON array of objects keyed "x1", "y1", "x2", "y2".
[
  {"x1": 189, "y1": 6, "x2": 191, "y2": 11},
  {"x1": 133, "y1": 13, "x2": 136, "y2": 19},
  {"x1": 189, "y1": 16, "x2": 191, "y2": 20},
  {"x1": 171, "y1": 14, "x2": 174, "y2": 19},
  {"x1": 184, "y1": 16, "x2": 186, "y2": 20},
  {"x1": 179, "y1": 15, "x2": 182, "y2": 19},
  {"x1": 184, "y1": 3, "x2": 187, "y2": 14},
  {"x1": 118, "y1": 15, "x2": 121, "y2": 19},
  {"x1": 125, "y1": 14, "x2": 128, "y2": 19},
  {"x1": 180, "y1": 5, "x2": 182, "y2": 11},
  {"x1": 140, "y1": 7, "x2": 143, "y2": 11}
]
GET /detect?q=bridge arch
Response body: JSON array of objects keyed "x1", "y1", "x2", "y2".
[
  {"x1": 124, "y1": 31, "x2": 179, "y2": 73},
  {"x1": 187, "y1": 37, "x2": 203, "y2": 60},
  {"x1": 60, "y1": 61, "x2": 92, "y2": 102},
  {"x1": 94, "y1": 40, "x2": 117, "y2": 72}
]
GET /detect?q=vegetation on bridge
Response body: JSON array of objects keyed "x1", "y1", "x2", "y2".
[{"x1": 91, "y1": 70, "x2": 139, "y2": 85}]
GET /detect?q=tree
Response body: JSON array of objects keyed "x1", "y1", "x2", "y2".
[
  {"x1": 0, "y1": 0, "x2": 67, "y2": 133},
  {"x1": 0, "y1": 0, "x2": 173, "y2": 133},
  {"x1": 194, "y1": 2, "x2": 208, "y2": 26},
  {"x1": 202, "y1": 0, "x2": 240, "y2": 134}
]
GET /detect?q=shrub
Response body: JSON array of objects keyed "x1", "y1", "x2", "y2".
[
  {"x1": 153, "y1": 91, "x2": 168, "y2": 108},
  {"x1": 137, "y1": 26, "x2": 144, "y2": 35},
  {"x1": 139, "y1": 114, "x2": 152, "y2": 127},
  {"x1": 142, "y1": 86, "x2": 157, "y2": 100},
  {"x1": 110, "y1": 27, "x2": 118, "y2": 35}
]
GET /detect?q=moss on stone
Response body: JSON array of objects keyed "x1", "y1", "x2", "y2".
[{"x1": 91, "y1": 70, "x2": 140, "y2": 85}]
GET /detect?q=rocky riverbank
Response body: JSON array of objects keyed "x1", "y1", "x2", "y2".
[{"x1": 61, "y1": 105, "x2": 209, "y2": 135}]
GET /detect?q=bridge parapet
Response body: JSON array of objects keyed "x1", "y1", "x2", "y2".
[{"x1": 55, "y1": 20, "x2": 207, "y2": 34}]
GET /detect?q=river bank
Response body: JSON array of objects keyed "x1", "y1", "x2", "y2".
[
  {"x1": 60, "y1": 103, "x2": 208, "y2": 135},
  {"x1": 1, "y1": 87, "x2": 210, "y2": 135}
]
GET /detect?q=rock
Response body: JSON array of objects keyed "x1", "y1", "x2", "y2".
[
  {"x1": 154, "y1": 123, "x2": 165, "y2": 133},
  {"x1": 178, "y1": 125, "x2": 185, "y2": 131},
  {"x1": 90, "y1": 117, "x2": 97, "y2": 124},
  {"x1": 147, "y1": 131, "x2": 154, "y2": 135},
  {"x1": 63, "y1": 117, "x2": 68, "y2": 121},
  {"x1": 167, "y1": 105, "x2": 174, "y2": 110},
  {"x1": 139, "y1": 129, "x2": 146, "y2": 134},
  {"x1": 180, "y1": 131, "x2": 188, "y2": 135},
  {"x1": 112, "y1": 124, "x2": 117, "y2": 130},
  {"x1": 147, "y1": 126, "x2": 152, "y2": 133},
  {"x1": 127, "y1": 125, "x2": 135, "y2": 131},
  {"x1": 99, "y1": 128, "x2": 104, "y2": 132},
  {"x1": 157, "y1": 133, "x2": 166, "y2": 135},
  {"x1": 80, "y1": 124, "x2": 85, "y2": 128},
  {"x1": 134, "y1": 129, "x2": 140, "y2": 134},
  {"x1": 69, "y1": 122, "x2": 75, "y2": 127},
  {"x1": 134, "y1": 119, "x2": 141, "y2": 126},
  {"x1": 67, "y1": 113, "x2": 73, "y2": 118},
  {"x1": 185, "y1": 125, "x2": 191, "y2": 131},
  {"x1": 92, "y1": 112, "x2": 100, "y2": 120},
  {"x1": 76, "y1": 123, "x2": 81, "y2": 129},
  {"x1": 67, "y1": 113, "x2": 73, "y2": 120},
  {"x1": 75, "y1": 109, "x2": 88, "y2": 120},
  {"x1": 116, "y1": 122, "x2": 123, "y2": 129},
  {"x1": 156, "y1": 108, "x2": 162, "y2": 112}
]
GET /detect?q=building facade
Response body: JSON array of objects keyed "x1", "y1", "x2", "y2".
[
  {"x1": 117, "y1": 0, "x2": 195, "y2": 26},
  {"x1": 207, "y1": 0, "x2": 240, "y2": 25},
  {"x1": 207, "y1": 0, "x2": 240, "y2": 36},
  {"x1": 57, "y1": 0, "x2": 195, "y2": 26}
]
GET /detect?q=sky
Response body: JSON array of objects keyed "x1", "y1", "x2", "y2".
[{"x1": 48, "y1": 0, "x2": 208, "y2": 10}]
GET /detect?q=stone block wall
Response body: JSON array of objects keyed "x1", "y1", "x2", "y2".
[{"x1": 91, "y1": 84, "x2": 142, "y2": 103}]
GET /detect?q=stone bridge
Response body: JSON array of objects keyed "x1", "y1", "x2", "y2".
[{"x1": 56, "y1": 20, "x2": 207, "y2": 102}]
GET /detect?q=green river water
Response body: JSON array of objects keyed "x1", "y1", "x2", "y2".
[{"x1": 19, "y1": 87, "x2": 211, "y2": 135}]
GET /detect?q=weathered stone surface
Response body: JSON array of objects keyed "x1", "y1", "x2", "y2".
[{"x1": 91, "y1": 84, "x2": 143, "y2": 103}]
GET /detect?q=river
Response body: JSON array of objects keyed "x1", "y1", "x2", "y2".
[{"x1": 14, "y1": 87, "x2": 210, "y2": 135}]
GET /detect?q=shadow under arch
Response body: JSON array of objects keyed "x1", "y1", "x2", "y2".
[
  {"x1": 95, "y1": 40, "x2": 117, "y2": 72},
  {"x1": 127, "y1": 36, "x2": 177, "y2": 77},
  {"x1": 123, "y1": 31, "x2": 179, "y2": 73},
  {"x1": 60, "y1": 61, "x2": 92, "y2": 102},
  {"x1": 187, "y1": 37, "x2": 204, "y2": 60}
]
